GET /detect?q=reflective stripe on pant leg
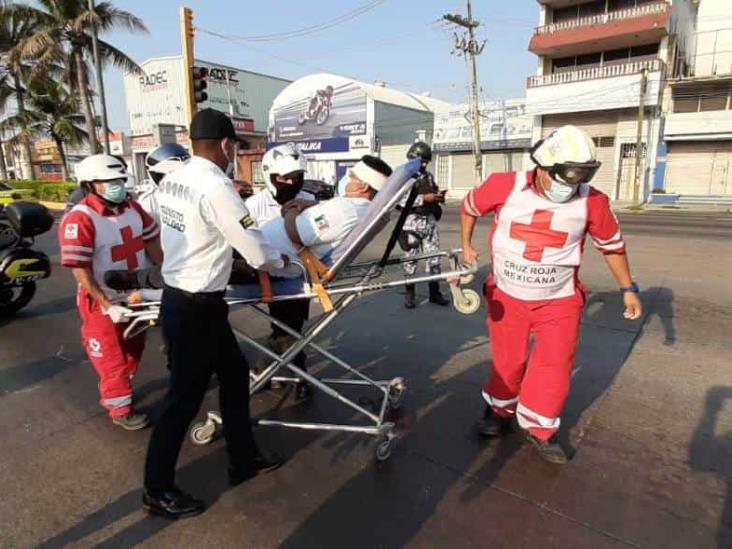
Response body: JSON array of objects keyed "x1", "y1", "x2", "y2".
[
  {"x1": 81, "y1": 309, "x2": 134, "y2": 418},
  {"x1": 481, "y1": 390, "x2": 518, "y2": 414},
  {"x1": 518, "y1": 291, "x2": 583, "y2": 440},
  {"x1": 483, "y1": 284, "x2": 531, "y2": 418},
  {"x1": 516, "y1": 402, "x2": 560, "y2": 432}
]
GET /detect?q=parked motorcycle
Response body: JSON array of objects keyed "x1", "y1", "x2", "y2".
[{"x1": 0, "y1": 201, "x2": 53, "y2": 316}]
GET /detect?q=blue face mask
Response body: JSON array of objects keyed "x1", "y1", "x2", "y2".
[
  {"x1": 101, "y1": 181, "x2": 127, "y2": 204},
  {"x1": 544, "y1": 178, "x2": 577, "y2": 203},
  {"x1": 337, "y1": 173, "x2": 350, "y2": 196}
]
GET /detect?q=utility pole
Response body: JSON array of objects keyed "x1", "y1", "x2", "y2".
[
  {"x1": 444, "y1": 0, "x2": 485, "y2": 185},
  {"x1": 632, "y1": 68, "x2": 648, "y2": 205},
  {"x1": 88, "y1": 0, "x2": 110, "y2": 154},
  {"x1": 180, "y1": 7, "x2": 197, "y2": 128}
]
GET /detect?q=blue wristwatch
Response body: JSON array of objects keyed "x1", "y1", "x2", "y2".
[{"x1": 620, "y1": 282, "x2": 639, "y2": 294}]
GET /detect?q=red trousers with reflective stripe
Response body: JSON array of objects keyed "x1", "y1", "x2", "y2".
[
  {"x1": 78, "y1": 290, "x2": 145, "y2": 418},
  {"x1": 483, "y1": 278, "x2": 585, "y2": 440}
]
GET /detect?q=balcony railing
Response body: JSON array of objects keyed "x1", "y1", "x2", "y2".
[
  {"x1": 535, "y1": 2, "x2": 669, "y2": 35},
  {"x1": 527, "y1": 58, "x2": 663, "y2": 88}
]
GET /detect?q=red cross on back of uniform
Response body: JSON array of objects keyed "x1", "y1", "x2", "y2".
[{"x1": 509, "y1": 210, "x2": 569, "y2": 263}]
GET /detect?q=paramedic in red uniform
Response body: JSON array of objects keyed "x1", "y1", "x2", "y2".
[
  {"x1": 460, "y1": 125, "x2": 642, "y2": 464},
  {"x1": 59, "y1": 154, "x2": 162, "y2": 430}
]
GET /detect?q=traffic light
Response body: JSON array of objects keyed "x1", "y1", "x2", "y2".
[{"x1": 192, "y1": 66, "x2": 208, "y2": 103}]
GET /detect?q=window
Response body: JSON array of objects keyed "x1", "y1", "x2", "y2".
[
  {"x1": 251, "y1": 161, "x2": 264, "y2": 184},
  {"x1": 700, "y1": 86, "x2": 730, "y2": 111},
  {"x1": 576, "y1": 53, "x2": 602, "y2": 68},
  {"x1": 673, "y1": 96, "x2": 699, "y2": 113},
  {"x1": 552, "y1": 56, "x2": 576, "y2": 73},
  {"x1": 578, "y1": 0, "x2": 606, "y2": 17},
  {"x1": 630, "y1": 43, "x2": 659, "y2": 61}
]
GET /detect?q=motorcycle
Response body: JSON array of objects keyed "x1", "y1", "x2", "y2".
[
  {"x1": 0, "y1": 201, "x2": 53, "y2": 316},
  {"x1": 298, "y1": 93, "x2": 332, "y2": 126}
]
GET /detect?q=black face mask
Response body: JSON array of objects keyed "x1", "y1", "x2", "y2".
[{"x1": 272, "y1": 173, "x2": 304, "y2": 204}]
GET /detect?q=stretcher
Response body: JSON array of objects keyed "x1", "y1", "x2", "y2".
[{"x1": 119, "y1": 159, "x2": 480, "y2": 461}]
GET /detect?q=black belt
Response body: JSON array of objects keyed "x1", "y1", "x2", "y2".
[{"x1": 163, "y1": 284, "x2": 225, "y2": 301}]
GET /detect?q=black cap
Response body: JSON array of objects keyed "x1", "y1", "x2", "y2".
[
  {"x1": 190, "y1": 108, "x2": 236, "y2": 140},
  {"x1": 361, "y1": 155, "x2": 392, "y2": 177}
]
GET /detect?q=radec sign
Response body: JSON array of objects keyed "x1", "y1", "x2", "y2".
[{"x1": 139, "y1": 70, "x2": 168, "y2": 92}]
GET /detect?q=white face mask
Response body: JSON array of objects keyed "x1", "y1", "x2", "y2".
[
  {"x1": 337, "y1": 173, "x2": 350, "y2": 196},
  {"x1": 544, "y1": 178, "x2": 578, "y2": 203}
]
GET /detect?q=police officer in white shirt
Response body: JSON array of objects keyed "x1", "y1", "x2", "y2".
[
  {"x1": 143, "y1": 109, "x2": 285, "y2": 520},
  {"x1": 245, "y1": 143, "x2": 315, "y2": 398}
]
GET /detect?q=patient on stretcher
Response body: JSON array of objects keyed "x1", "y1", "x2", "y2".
[{"x1": 115, "y1": 155, "x2": 393, "y2": 302}]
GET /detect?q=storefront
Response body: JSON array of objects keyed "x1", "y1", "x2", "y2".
[{"x1": 269, "y1": 73, "x2": 450, "y2": 186}]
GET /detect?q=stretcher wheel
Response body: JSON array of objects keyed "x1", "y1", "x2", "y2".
[
  {"x1": 388, "y1": 377, "x2": 406, "y2": 409},
  {"x1": 190, "y1": 421, "x2": 216, "y2": 445},
  {"x1": 454, "y1": 289, "x2": 481, "y2": 315},
  {"x1": 375, "y1": 437, "x2": 394, "y2": 462}
]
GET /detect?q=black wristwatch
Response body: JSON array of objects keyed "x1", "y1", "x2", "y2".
[{"x1": 620, "y1": 282, "x2": 639, "y2": 294}]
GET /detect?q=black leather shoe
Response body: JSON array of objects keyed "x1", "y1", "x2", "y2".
[
  {"x1": 477, "y1": 405, "x2": 513, "y2": 438},
  {"x1": 525, "y1": 433, "x2": 568, "y2": 465},
  {"x1": 228, "y1": 451, "x2": 286, "y2": 486},
  {"x1": 142, "y1": 488, "x2": 205, "y2": 519}
]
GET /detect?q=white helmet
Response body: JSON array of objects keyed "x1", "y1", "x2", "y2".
[
  {"x1": 76, "y1": 154, "x2": 129, "y2": 184},
  {"x1": 262, "y1": 143, "x2": 306, "y2": 193},
  {"x1": 531, "y1": 125, "x2": 601, "y2": 184}
]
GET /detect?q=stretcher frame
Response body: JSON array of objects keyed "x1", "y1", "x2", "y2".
[{"x1": 121, "y1": 160, "x2": 480, "y2": 461}]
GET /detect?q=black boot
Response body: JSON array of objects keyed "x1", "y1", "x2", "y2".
[
  {"x1": 404, "y1": 284, "x2": 416, "y2": 309},
  {"x1": 477, "y1": 405, "x2": 513, "y2": 438},
  {"x1": 428, "y1": 281, "x2": 450, "y2": 306},
  {"x1": 525, "y1": 432, "x2": 569, "y2": 464}
]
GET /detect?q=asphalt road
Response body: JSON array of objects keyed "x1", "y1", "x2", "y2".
[{"x1": 1, "y1": 206, "x2": 731, "y2": 547}]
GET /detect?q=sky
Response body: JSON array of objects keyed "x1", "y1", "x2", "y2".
[{"x1": 101, "y1": 0, "x2": 540, "y2": 133}]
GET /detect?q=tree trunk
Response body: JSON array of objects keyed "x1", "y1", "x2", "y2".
[
  {"x1": 12, "y1": 74, "x2": 35, "y2": 180},
  {"x1": 74, "y1": 48, "x2": 98, "y2": 154},
  {"x1": 52, "y1": 134, "x2": 69, "y2": 181},
  {"x1": 0, "y1": 139, "x2": 8, "y2": 180}
]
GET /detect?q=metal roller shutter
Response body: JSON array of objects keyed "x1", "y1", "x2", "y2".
[
  {"x1": 665, "y1": 141, "x2": 732, "y2": 196},
  {"x1": 379, "y1": 144, "x2": 410, "y2": 171},
  {"x1": 451, "y1": 153, "x2": 476, "y2": 188}
]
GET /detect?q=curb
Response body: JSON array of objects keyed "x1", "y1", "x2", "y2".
[{"x1": 40, "y1": 201, "x2": 66, "y2": 211}]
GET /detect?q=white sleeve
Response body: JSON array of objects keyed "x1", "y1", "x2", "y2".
[
  {"x1": 201, "y1": 183, "x2": 284, "y2": 270},
  {"x1": 295, "y1": 199, "x2": 352, "y2": 247}
]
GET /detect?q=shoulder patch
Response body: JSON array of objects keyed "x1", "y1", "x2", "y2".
[
  {"x1": 239, "y1": 214, "x2": 254, "y2": 230},
  {"x1": 64, "y1": 223, "x2": 79, "y2": 239},
  {"x1": 314, "y1": 214, "x2": 330, "y2": 232}
]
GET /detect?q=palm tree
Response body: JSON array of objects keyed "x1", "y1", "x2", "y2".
[
  {"x1": 1, "y1": 77, "x2": 86, "y2": 179},
  {"x1": 0, "y1": 2, "x2": 39, "y2": 179},
  {"x1": 7, "y1": 0, "x2": 147, "y2": 153}
]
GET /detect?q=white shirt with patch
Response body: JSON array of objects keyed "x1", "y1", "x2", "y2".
[
  {"x1": 260, "y1": 196, "x2": 371, "y2": 275},
  {"x1": 158, "y1": 156, "x2": 284, "y2": 293}
]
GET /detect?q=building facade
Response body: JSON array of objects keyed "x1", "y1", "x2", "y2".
[
  {"x1": 526, "y1": 0, "x2": 697, "y2": 201},
  {"x1": 268, "y1": 73, "x2": 450, "y2": 186},
  {"x1": 432, "y1": 98, "x2": 534, "y2": 196},
  {"x1": 663, "y1": 0, "x2": 732, "y2": 197},
  {"x1": 123, "y1": 56, "x2": 290, "y2": 182}
]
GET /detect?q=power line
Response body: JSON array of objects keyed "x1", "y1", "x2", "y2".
[{"x1": 201, "y1": 0, "x2": 387, "y2": 43}]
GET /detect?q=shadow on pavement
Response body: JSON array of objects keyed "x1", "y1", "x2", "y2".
[{"x1": 689, "y1": 386, "x2": 732, "y2": 548}]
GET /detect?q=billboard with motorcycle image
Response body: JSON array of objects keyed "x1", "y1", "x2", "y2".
[{"x1": 271, "y1": 74, "x2": 368, "y2": 142}]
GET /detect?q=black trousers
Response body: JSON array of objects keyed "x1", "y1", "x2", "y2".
[
  {"x1": 268, "y1": 298, "x2": 309, "y2": 368},
  {"x1": 144, "y1": 285, "x2": 256, "y2": 493}
]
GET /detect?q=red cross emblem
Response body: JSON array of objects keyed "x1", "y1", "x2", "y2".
[
  {"x1": 509, "y1": 210, "x2": 569, "y2": 262},
  {"x1": 111, "y1": 226, "x2": 145, "y2": 270}
]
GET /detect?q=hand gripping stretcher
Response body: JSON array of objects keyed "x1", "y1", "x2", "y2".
[{"x1": 119, "y1": 159, "x2": 480, "y2": 461}]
